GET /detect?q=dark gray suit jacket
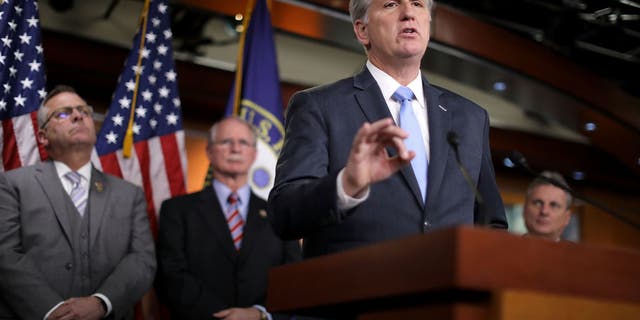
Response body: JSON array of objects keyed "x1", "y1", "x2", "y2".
[
  {"x1": 156, "y1": 187, "x2": 302, "y2": 320},
  {"x1": 0, "y1": 161, "x2": 156, "y2": 319},
  {"x1": 268, "y1": 68, "x2": 508, "y2": 258}
]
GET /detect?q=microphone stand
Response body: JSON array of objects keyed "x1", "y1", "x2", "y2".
[
  {"x1": 508, "y1": 150, "x2": 640, "y2": 230},
  {"x1": 447, "y1": 131, "x2": 484, "y2": 204}
]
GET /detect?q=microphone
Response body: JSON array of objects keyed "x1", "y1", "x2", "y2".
[
  {"x1": 507, "y1": 150, "x2": 640, "y2": 230},
  {"x1": 507, "y1": 150, "x2": 575, "y2": 195},
  {"x1": 507, "y1": 150, "x2": 530, "y2": 172},
  {"x1": 447, "y1": 131, "x2": 484, "y2": 204}
]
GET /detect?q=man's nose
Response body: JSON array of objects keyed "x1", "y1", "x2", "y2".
[
  {"x1": 400, "y1": 1, "x2": 416, "y2": 19},
  {"x1": 540, "y1": 204, "x2": 551, "y2": 215},
  {"x1": 70, "y1": 107, "x2": 85, "y2": 121}
]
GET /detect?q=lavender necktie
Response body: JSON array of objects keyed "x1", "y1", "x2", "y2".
[{"x1": 65, "y1": 171, "x2": 87, "y2": 216}]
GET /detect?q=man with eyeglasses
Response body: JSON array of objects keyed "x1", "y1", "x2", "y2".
[
  {"x1": 0, "y1": 85, "x2": 156, "y2": 320},
  {"x1": 155, "y1": 117, "x2": 301, "y2": 320},
  {"x1": 523, "y1": 171, "x2": 574, "y2": 242}
]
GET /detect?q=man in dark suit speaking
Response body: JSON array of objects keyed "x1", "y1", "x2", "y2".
[
  {"x1": 268, "y1": 0, "x2": 508, "y2": 258},
  {"x1": 0, "y1": 85, "x2": 156, "y2": 319},
  {"x1": 156, "y1": 117, "x2": 301, "y2": 320}
]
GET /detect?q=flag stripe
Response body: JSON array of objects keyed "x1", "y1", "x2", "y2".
[
  {"x1": 159, "y1": 132, "x2": 185, "y2": 196},
  {"x1": 98, "y1": 153, "x2": 123, "y2": 178},
  {"x1": 2, "y1": 120, "x2": 20, "y2": 170},
  {"x1": 118, "y1": 150, "x2": 144, "y2": 190},
  {"x1": 147, "y1": 137, "x2": 170, "y2": 219},
  {"x1": 14, "y1": 112, "x2": 40, "y2": 166},
  {"x1": 30, "y1": 111, "x2": 47, "y2": 161},
  {"x1": 134, "y1": 140, "x2": 159, "y2": 236}
]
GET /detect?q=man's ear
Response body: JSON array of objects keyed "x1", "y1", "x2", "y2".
[
  {"x1": 37, "y1": 129, "x2": 48, "y2": 147},
  {"x1": 205, "y1": 144, "x2": 215, "y2": 163},
  {"x1": 354, "y1": 20, "x2": 370, "y2": 48},
  {"x1": 562, "y1": 210, "x2": 572, "y2": 228}
]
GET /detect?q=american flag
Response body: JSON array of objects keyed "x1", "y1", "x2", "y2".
[
  {"x1": 91, "y1": 0, "x2": 187, "y2": 236},
  {"x1": 0, "y1": 0, "x2": 47, "y2": 172}
]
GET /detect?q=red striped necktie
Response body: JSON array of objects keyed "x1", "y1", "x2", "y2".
[{"x1": 226, "y1": 193, "x2": 244, "y2": 250}]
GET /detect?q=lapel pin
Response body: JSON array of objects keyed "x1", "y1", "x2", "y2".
[
  {"x1": 94, "y1": 181, "x2": 104, "y2": 192},
  {"x1": 259, "y1": 209, "x2": 267, "y2": 218}
]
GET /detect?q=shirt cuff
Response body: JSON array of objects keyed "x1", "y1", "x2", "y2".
[
  {"x1": 337, "y1": 169, "x2": 369, "y2": 211},
  {"x1": 252, "y1": 304, "x2": 271, "y2": 320},
  {"x1": 92, "y1": 293, "x2": 112, "y2": 317},
  {"x1": 44, "y1": 301, "x2": 64, "y2": 320}
]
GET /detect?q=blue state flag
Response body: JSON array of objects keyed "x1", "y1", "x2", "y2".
[{"x1": 225, "y1": 0, "x2": 284, "y2": 200}]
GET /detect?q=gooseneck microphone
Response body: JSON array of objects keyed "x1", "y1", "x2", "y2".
[
  {"x1": 507, "y1": 150, "x2": 640, "y2": 230},
  {"x1": 447, "y1": 131, "x2": 484, "y2": 204}
]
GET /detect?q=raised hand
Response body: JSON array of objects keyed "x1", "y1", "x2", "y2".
[{"x1": 342, "y1": 118, "x2": 414, "y2": 197}]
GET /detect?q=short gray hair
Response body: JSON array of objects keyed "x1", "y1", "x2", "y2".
[
  {"x1": 349, "y1": 0, "x2": 434, "y2": 24},
  {"x1": 207, "y1": 116, "x2": 257, "y2": 147},
  {"x1": 526, "y1": 171, "x2": 573, "y2": 208},
  {"x1": 37, "y1": 85, "x2": 78, "y2": 128}
]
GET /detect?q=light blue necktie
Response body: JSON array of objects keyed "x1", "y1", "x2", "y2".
[
  {"x1": 392, "y1": 86, "x2": 428, "y2": 202},
  {"x1": 65, "y1": 171, "x2": 87, "y2": 216}
]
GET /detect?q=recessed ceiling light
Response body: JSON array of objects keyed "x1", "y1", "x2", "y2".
[
  {"x1": 493, "y1": 81, "x2": 507, "y2": 92},
  {"x1": 235, "y1": 14, "x2": 244, "y2": 21},
  {"x1": 584, "y1": 122, "x2": 597, "y2": 132},
  {"x1": 572, "y1": 171, "x2": 585, "y2": 181},
  {"x1": 503, "y1": 157, "x2": 514, "y2": 168}
]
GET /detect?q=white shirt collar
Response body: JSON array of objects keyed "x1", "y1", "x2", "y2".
[
  {"x1": 54, "y1": 160, "x2": 92, "y2": 183},
  {"x1": 366, "y1": 60, "x2": 425, "y2": 109}
]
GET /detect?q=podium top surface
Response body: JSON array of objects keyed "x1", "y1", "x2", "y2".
[{"x1": 267, "y1": 226, "x2": 640, "y2": 313}]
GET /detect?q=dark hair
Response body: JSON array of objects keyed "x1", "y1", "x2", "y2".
[{"x1": 526, "y1": 171, "x2": 573, "y2": 208}]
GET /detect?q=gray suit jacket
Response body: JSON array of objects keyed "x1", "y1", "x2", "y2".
[
  {"x1": 0, "y1": 161, "x2": 156, "y2": 320},
  {"x1": 268, "y1": 68, "x2": 508, "y2": 258}
]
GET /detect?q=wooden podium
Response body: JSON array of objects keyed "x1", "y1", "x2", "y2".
[{"x1": 266, "y1": 226, "x2": 640, "y2": 319}]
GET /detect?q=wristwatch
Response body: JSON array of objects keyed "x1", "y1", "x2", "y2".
[{"x1": 259, "y1": 310, "x2": 268, "y2": 320}]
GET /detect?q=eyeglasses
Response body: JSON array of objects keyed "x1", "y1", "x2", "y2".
[
  {"x1": 41, "y1": 105, "x2": 93, "y2": 129},
  {"x1": 213, "y1": 138, "x2": 255, "y2": 149}
]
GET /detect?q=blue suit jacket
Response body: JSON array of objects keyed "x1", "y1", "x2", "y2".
[{"x1": 268, "y1": 68, "x2": 507, "y2": 258}]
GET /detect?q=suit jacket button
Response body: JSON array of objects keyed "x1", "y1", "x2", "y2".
[{"x1": 65, "y1": 263, "x2": 73, "y2": 270}]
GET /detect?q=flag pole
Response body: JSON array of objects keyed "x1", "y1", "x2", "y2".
[
  {"x1": 123, "y1": 0, "x2": 151, "y2": 158},
  {"x1": 231, "y1": 0, "x2": 256, "y2": 116}
]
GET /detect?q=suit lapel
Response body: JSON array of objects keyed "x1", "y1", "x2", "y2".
[
  {"x1": 198, "y1": 188, "x2": 237, "y2": 259},
  {"x1": 353, "y1": 69, "x2": 393, "y2": 123},
  {"x1": 35, "y1": 161, "x2": 73, "y2": 246},
  {"x1": 353, "y1": 68, "x2": 424, "y2": 207},
  {"x1": 237, "y1": 193, "x2": 267, "y2": 258},
  {"x1": 88, "y1": 168, "x2": 108, "y2": 247},
  {"x1": 424, "y1": 79, "x2": 451, "y2": 208}
]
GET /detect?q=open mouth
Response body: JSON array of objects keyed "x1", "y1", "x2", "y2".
[{"x1": 402, "y1": 28, "x2": 417, "y2": 34}]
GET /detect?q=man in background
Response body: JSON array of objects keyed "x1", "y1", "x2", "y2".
[
  {"x1": 0, "y1": 85, "x2": 156, "y2": 320},
  {"x1": 268, "y1": 0, "x2": 507, "y2": 258},
  {"x1": 523, "y1": 171, "x2": 573, "y2": 241},
  {"x1": 156, "y1": 117, "x2": 302, "y2": 320}
]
